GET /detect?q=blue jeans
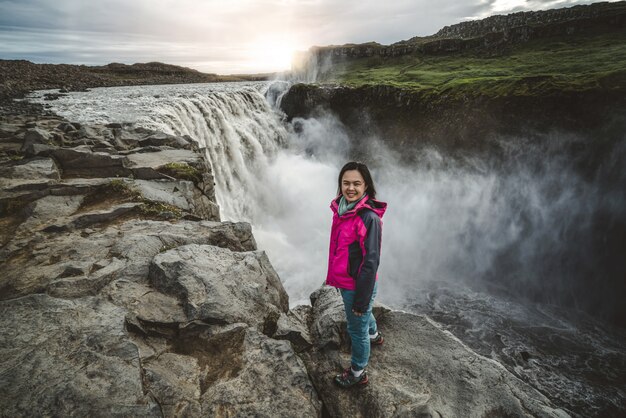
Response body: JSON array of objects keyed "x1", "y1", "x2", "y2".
[{"x1": 340, "y1": 281, "x2": 378, "y2": 370}]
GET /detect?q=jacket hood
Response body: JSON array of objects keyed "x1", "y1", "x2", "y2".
[{"x1": 330, "y1": 194, "x2": 387, "y2": 219}]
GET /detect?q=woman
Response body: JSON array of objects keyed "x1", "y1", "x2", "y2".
[{"x1": 326, "y1": 161, "x2": 387, "y2": 388}]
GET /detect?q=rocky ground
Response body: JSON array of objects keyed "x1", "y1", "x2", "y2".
[
  {"x1": 0, "y1": 60, "x2": 272, "y2": 102},
  {"x1": 0, "y1": 101, "x2": 572, "y2": 417}
]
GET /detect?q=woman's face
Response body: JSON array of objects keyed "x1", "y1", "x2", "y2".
[{"x1": 341, "y1": 169, "x2": 367, "y2": 203}]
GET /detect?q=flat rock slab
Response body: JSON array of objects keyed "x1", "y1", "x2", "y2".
[
  {"x1": 50, "y1": 146, "x2": 131, "y2": 177},
  {"x1": 301, "y1": 286, "x2": 571, "y2": 418},
  {"x1": 125, "y1": 149, "x2": 203, "y2": 180},
  {"x1": 125, "y1": 149, "x2": 201, "y2": 168},
  {"x1": 274, "y1": 305, "x2": 314, "y2": 352},
  {"x1": 0, "y1": 157, "x2": 60, "y2": 188},
  {"x1": 0, "y1": 177, "x2": 108, "y2": 214},
  {"x1": 0, "y1": 219, "x2": 255, "y2": 301},
  {"x1": 149, "y1": 244, "x2": 289, "y2": 329},
  {"x1": 15, "y1": 194, "x2": 84, "y2": 234},
  {"x1": 43, "y1": 202, "x2": 141, "y2": 232},
  {"x1": 0, "y1": 294, "x2": 159, "y2": 417},
  {"x1": 134, "y1": 178, "x2": 193, "y2": 209},
  {"x1": 199, "y1": 325, "x2": 322, "y2": 417},
  {"x1": 133, "y1": 178, "x2": 219, "y2": 220},
  {"x1": 137, "y1": 132, "x2": 191, "y2": 149}
]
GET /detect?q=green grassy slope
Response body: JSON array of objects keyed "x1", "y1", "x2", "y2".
[{"x1": 323, "y1": 31, "x2": 626, "y2": 98}]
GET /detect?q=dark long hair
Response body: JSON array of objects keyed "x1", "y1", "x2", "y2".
[{"x1": 337, "y1": 161, "x2": 377, "y2": 200}]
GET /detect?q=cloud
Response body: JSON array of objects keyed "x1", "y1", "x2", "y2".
[{"x1": 0, "y1": 0, "x2": 618, "y2": 73}]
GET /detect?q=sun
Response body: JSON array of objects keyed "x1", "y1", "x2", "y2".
[{"x1": 248, "y1": 38, "x2": 298, "y2": 73}]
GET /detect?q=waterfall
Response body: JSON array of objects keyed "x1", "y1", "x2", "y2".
[
  {"x1": 138, "y1": 87, "x2": 289, "y2": 222},
  {"x1": 29, "y1": 82, "x2": 337, "y2": 304},
  {"x1": 28, "y1": 82, "x2": 626, "y2": 314},
  {"x1": 27, "y1": 82, "x2": 626, "y2": 415}
]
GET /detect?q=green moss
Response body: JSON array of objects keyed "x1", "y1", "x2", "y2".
[
  {"x1": 158, "y1": 243, "x2": 178, "y2": 253},
  {"x1": 159, "y1": 162, "x2": 202, "y2": 184},
  {"x1": 106, "y1": 179, "x2": 184, "y2": 219},
  {"x1": 106, "y1": 179, "x2": 142, "y2": 199},
  {"x1": 139, "y1": 201, "x2": 183, "y2": 219},
  {"x1": 323, "y1": 31, "x2": 626, "y2": 98},
  {"x1": 77, "y1": 179, "x2": 142, "y2": 213}
]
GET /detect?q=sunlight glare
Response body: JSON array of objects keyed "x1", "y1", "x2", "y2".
[{"x1": 247, "y1": 38, "x2": 298, "y2": 73}]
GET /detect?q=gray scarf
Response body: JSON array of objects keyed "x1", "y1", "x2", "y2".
[{"x1": 338, "y1": 193, "x2": 367, "y2": 216}]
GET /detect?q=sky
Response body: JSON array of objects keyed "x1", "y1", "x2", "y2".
[{"x1": 0, "y1": 0, "x2": 617, "y2": 74}]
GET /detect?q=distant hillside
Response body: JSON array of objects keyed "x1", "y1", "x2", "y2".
[
  {"x1": 292, "y1": 0, "x2": 626, "y2": 95},
  {"x1": 0, "y1": 60, "x2": 271, "y2": 101},
  {"x1": 281, "y1": 2, "x2": 626, "y2": 161},
  {"x1": 431, "y1": 0, "x2": 625, "y2": 40}
]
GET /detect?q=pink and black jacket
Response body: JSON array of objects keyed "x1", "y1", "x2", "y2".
[{"x1": 326, "y1": 194, "x2": 387, "y2": 312}]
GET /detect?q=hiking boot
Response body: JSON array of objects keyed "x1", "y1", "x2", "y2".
[
  {"x1": 370, "y1": 331, "x2": 384, "y2": 346},
  {"x1": 334, "y1": 367, "x2": 368, "y2": 388}
]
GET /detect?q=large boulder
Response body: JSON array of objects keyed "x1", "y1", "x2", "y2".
[
  {"x1": 0, "y1": 157, "x2": 60, "y2": 188},
  {"x1": 0, "y1": 294, "x2": 160, "y2": 417},
  {"x1": 20, "y1": 127, "x2": 51, "y2": 152},
  {"x1": 149, "y1": 244, "x2": 289, "y2": 330},
  {"x1": 298, "y1": 286, "x2": 571, "y2": 418},
  {"x1": 124, "y1": 149, "x2": 203, "y2": 180},
  {"x1": 0, "y1": 219, "x2": 256, "y2": 301},
  {"x1": 199, "y1": 325, "x2": 321, "y2": 417},
  {"x1": 136, "y1": 324, "x2": 322, "y2": 417},
  {"x1": 15, "y1": 194, "x2": 84, "y2": 235},
  {"x1": 50, "y1": 146, "x2": 131, "y2": 177},
  {"x1": 132, "y1": 178, "x2": 219, "y2": 221}
]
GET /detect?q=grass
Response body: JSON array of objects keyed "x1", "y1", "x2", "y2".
[
  {"x1": 107, "y1": 179, "x2": 143, "y2": 198},
  {"x1": 139, "y1": 201, "x2": 183, "y2": 219},
  {"x1": 78, "y1": 179, "x2": 181, "y2": 220},
  {"x1": 323, "y1": 31, "x2": 626, "y2": 98},
  {"x1": 159, "y1": 162, "x2": 202, "y2": 184},
  {"x1": 77, "y1": 179, "x2": 142, "y2": 213}
]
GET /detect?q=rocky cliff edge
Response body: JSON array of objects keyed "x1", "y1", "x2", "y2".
[{"x1": 0, "y1": 106, "x2": 570, "y2": 417}]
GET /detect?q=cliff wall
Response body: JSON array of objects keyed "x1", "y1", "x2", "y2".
[
  {"x1": 293, "y1": 2, "x2": 626, "y2": 76},
  {"x1": 280, "y1": 83, "x2": 625, "y2": 161}
]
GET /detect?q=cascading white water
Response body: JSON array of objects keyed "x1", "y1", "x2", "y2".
[
  {"x1": 28, "y1": 82, "x2": 340, "y2": 304},
  {"x1": 28, "y1": 81, "x2": 626, "y2": 416},
  {"x1": 139, "y1": 89, "x2": 288, "y2": 222},
  {"x1": 28, "y1": 82, "x2": 625, "y2": 309}
]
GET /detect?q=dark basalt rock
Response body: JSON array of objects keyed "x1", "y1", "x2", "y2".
[
  {"x1": 295, "y1": 285, "x2": 570, "y2": 418},
  {"x1": 279, "y1": 83, "x2": 626, "y2": 163}
]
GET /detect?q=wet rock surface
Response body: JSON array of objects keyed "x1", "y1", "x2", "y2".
[
  {"x1": 0, "y1": 108, "x2": 572, "y2": 417},
  {"x1": 149, "y1": 244, "x2": 289, "y2": 328},
  {"x1": 298, "y1": 286, "x2": 571, "y2": 418},
  {"x1": 0, "y1": 110, "x2": 320, "y2": 417},
  {"x1": 280, "y1": 83, "x2": 626, "y2": 161}
]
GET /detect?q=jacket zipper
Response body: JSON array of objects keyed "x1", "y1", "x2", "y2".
[{"x1": 332, "y1": 206, "x2": 357, "y2": 256}]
